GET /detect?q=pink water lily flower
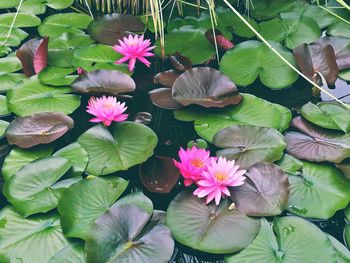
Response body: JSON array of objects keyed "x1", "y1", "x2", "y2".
[
  {"x1": 193, "y1": 156, "x2": 246, "y2": 205},
  {"x1": 86, "y1": 96, "x2": 128, "y2": 126},
  {"x1": 113, "y1": 34, "x2": 155, "y2": 72},
  {"x1": 173, "y1": 147, "x2": 211, "y2": 186}
]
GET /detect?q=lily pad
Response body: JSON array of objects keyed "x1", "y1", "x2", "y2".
[
  {"x1": 38, "y1": 13, "x2": 92, "y2": 37},
  {"x1": 327, "y1": 21, "x2": 350, "y2": 38},
  {"x1": 155, "y1": 26, "x2": 215, "y2": 65},
  {"x1": 0, "y1": 73, "x2": 26, "y2": 92},
  {"x1": 112, "y1": 191, "x2": 154, "y2": 216},
  {"x1": 0, "y1": 13, "x2": 41, "y2": 27},
  {"x1": 170, "y1": 53, "x2": 192, "y2": 72},
  {"x1": 38, "y1": 67, "x2": 77, "y2": 86},
  {"x1": 317, "y1": 36, "x2": 350, "y2": 70},
  {"x1": 287, "y1": 160, "x2": 350, "y2": 219},
  {"x1": 149, "y1": 87, "x2": 182, "y2": 110},
  {"x1": 5, "y1": 112, "x2": 74, "y2": 148},
  {"x1": 259, "y1": 12, "x2": 321, "y2": 50},
  {"x1": 0, "y1": 26, "x2": 28, "y2": 47},
  {"x1": 0, "y1": 120, "x2": 8, "y2": 138},
  {"x1": 0, "y1": 53, "x2": 22, "y2": 73},
  {"x1": 78, "y1": 122, "x2": 157, "y2": 175},
  {"x1": 327, "y1": 234, "x2": 350, "y2": 262},
  {"x1": 71, "y1": 69, "x2": 135, "y2": 95},
  {"x1": 336, "y1": 161, "x2": 350, "y2": 180},
  {"x1": 172, "y1": 67, "x2": 242, "y2": 108},
  {"x1": 153, "y1": 69, "x2": 180, "y2": 88},
  {"x1": 230, "y1": 162, "x2": 290, "y2": 216},
  {"x1": 0, "y1": 95, "x2": 9, "y2": 116},
  {"x1": 7, "y1": 76, "x2": 80, "y2": 116},
  {"x1": 16, "y1": 37, "x2": 48, "y2": 77},
  {"x1": 0, "y1": 0, "x2": 20, "y2": 8},
  {"x1": 19, "y1": 0, "x2": 74, "y2": 15},
  {"x1": 0, "y1": 206, "x2": 69, "y2": 263},
  {"x1": 166, "y1": 190, "x2": 261, "y2": 254},
  {"x1": 48, "y1": 242, "x2": 85, "y2": 263},
  {"x1": 249, "y1": 0, "x2": 296, "y2": 20},
  {"x1": 339, "y1": 69, "x2": 350, "y2": 81},
  {"x1": 3, "y1": 156, "x2": 74, "y2": 216},
  {"x1": 139, "y1": 156, "x2": 180, "y2": 194},
  {"x1": 301, "y1": 101, "x2": 350, "y2": 132},
  {"x1": 88, "y1": 13, "x2": 144, "y2": 45},
  {"x1": 285, "y1": 116, "x2": 350, "y2": 163},
  {"x1": 2, "y1": 145, "x2": 53, "y2": 181},
  {"x1": 57, "y1": 176, "x2": 128, "y2": 239},
  {"x1": 220, "y1": 40, "x2": 298, "y2": 89},
  {"x1": 278, "y1": 154, "x2": 303, "y2": 175},
  {"x1": 225, "y1": 217, "x2": 335, "y2": 262},
  {"x1": 214, "y1": 125, "x2": 286, "y2": 169},
  {"x1": 85, "y1": 204, "x2": 174, "y2": 263}
]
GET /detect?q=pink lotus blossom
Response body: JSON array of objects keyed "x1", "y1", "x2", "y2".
[
  {"x1": 173, "y1": 147, "x2": 211, "y2": 186},
  {"x1": 113, "y1": 34, "x2": 155, "y2": 72},
  {"x1": 193, "y1": 156, "x2": 246, "y2": 205},
  {"x1": 86, "y1": 96, "x2": 128, "y2": 126}
]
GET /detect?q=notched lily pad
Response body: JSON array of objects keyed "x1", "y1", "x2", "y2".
[
  {"x1": 5, "y1": 112, "x2": 74, "y2": 148},
  {"x1": 170, "y1": 53, "x2": 192, "y2": 72},
  {"x1": 214, "y1": 125, "x2": 286, "y2": 169},
  {"x1": 153, "y1": 69, "x2": 180, "y2": 88},
  {"x1": 71, "y1": 69, "x2": 135, "y2": 95},
  {"x1": 230, "y1": 162, "x2": 290, "y2": 217},
  {"x1": 88, "y1": 13, "x2": 144, "y2": 45},
  {"x1": 149, "y1": 88, "x2": 182, "y2": 110},
  {"x1": 172, "y1": 67, "x2": 242, "y2": 108},
  {"x1": 285, "y1": 116, "x2": 350, "y2": 163},
  {"x1": 139, "y1": 156, "x2": 180, "y2": 193},
  {"x1": 16, "y1": 37, "x2": 48, "y2": 77},
  {"x1": 317, "y1": 36, "x2": 350, "y2": 70}
]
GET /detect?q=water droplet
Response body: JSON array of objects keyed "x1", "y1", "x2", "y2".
[
  {"x1": 229, "y1": 202, "x2": 236, "y2": 210},
  {"x1": 134, "y1": 112, "x2": 152, "y2": 124},
  {"x1": 282, "y1": 225, "x2": 295, "y2": 235},
  {"x1": 165, "y1": 140, "x2": 172, "y2": 146},
  {"x1": 288, "y1": 205, "x2": 308, "y2": 215},
  {"x1": 209, "y1": 213, "x2": 216, "y2": 220},
  {"x1": 275, "y1": 250, "x2": 284, "y2": 259}
]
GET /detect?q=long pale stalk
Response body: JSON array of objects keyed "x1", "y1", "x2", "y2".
[{"x1": 0, "y1": 0, "x2": 24, "y2": 47}]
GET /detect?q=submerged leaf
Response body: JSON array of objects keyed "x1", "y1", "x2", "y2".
[{"x1": 153, "y1": 69, "x2": 180, "y2": 88}]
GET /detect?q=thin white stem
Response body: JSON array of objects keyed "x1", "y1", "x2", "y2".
[
  {"x1": 84, "y1": 0, "x2": 94, "y2": 18},
  {"x1": 0, "y1": 0, "x2": 24, "y2": 47}
]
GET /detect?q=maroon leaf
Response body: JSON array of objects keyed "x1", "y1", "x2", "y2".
[
  {"x1": 205, "y1": 29, "x2": 234, "y2": 51},
  {"x1": 154, "y1": 70, "x2": 181, "y2": 88},
  {"x1": 149, "y1": 87, "x2": 182, "y2": 110},
  {"x1": 317, "y1": 36, "x2": 350, "y2": 70},
  {"x1": 139, "y1": 156, "x2": 180, "y2": 193},
  {"x1": 16, "y1": 37, "x2": 48, "y2": 77},
  {"x1": 170, "y1": 53, "x2": 192, "y2": 72}
]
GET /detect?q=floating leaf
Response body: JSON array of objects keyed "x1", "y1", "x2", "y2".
[
  {"x1": 38, "y1": 67, "x2": 77, "y2": 86},
  {"x1": 16, "y1": 37, "x2": 48, "y2": 77},
  {"x1": 327, "y1": 234, "x2": 350, "y2": 262},
  {"x1": 85, "y1": 204, "x2": 174, "y2": 263},
  {"x1": 0, "y1": 94, "x2": 9, "y2": 116},
  {"x1": 0, "y1": 207, "x2": 69, "y2": 263},
  {"x1": 112, "y1": 191, "x2": 154, "y2": 216},
  {"x1": 172, "y1": 67, "x2": 243, "y2": 108},
  {"x1": 78, "y1": 122, "x2": 157, "y2": 175},
  {"x1": 0, "y1": 53, "x2": 22, "y2": 73},
  {"x1": 88, "y1": 13, "x2": 144, "y2": 45},
  {"x1": 153, "y1": 69, "x2": 180, "y2": 88},
  {"x1": 225, "y1": 217, "x2": 335, "y2": 262},
  {"x1": 48, "y1": 242, "x2": 85, "y2": 263},
  {"x1": 327, "y1": 21, "x2": 350, "y2": 38},
  {"x1": 214, "y1": 125, "x2": 286, "y2": 169},
  {"x1": 0, "y1": 0, "x2": 20, "y2": 8},
  {"x1": 170, "y1": 52, "x2": 192, "y2": 72},
  {"x1": 19, "y1": 0, "x2": 74, "y2": 15},
  {"x1": 0, "y1": 13, "x2": 41, "y2": 27},
  {"x1": 58, "y1": 176, "x2": 128, "y2": 239},
  {"x1": 71, "y1": 69, "x2": 135, "y2": 95},
  {"x1": 278, "y1": 154, "x2": 303, "y2": 175},
  {"x1": 5, "y1": 112, "x2": 74, "y2": 148},
  {"x1": 0, "y1": 120, "x2": 8, "y2": 139},
  {"x1": 230, "y1": 162, "x2": 290, "y2": 216},
  {"x1": 140, "y1": 156, "x2": 180, "y2": 193},
  {"x1": 249, "y1": 0, "x2": 296, "y2": 20},
  {"x1": 3, "y1": 156, "x2": 74, "y2": 216},
  {"x1": 287, "y1": 160, "x2": 350, "y2": 219},
  {"x1": 220, "y1": 40, "x2": 298, "y2": 89},
  {"x1": 0, "y1": 73, "x2": 26, "y2": 92},
  {"x1": 285, "y1": 116, "x2": 350, "y2": 163},
  {"x1": 0, "y1": 26, "x2": 28, "y2": 47},
  {"x1": 336, "y1": 161, "x2": 350, "y2": 180},
  {"x1": 149, "y1": 87, "x2": 182, "y2": 110},
  {"x1": 7, "y1": 76, "x2": 80, "y2": 116},
  {"x1": 301, "y1": 101, "x2": 350, "y2": 132},
  {"x1": 166, "y1": 190, "x2": 261, "y2": 254}
]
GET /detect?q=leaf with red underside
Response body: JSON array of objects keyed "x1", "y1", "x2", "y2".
[
  {"x1": 293, "y1": 42, "x2": 338, "y2": 85},
  {"x1": 285, "y1": 116, "x2": 350, "y2": 163},
  {"x1": 154, "y1": 69, "x2": 181, "y2": 88},
  {"x1": 170, "y1": 53, "x2": 192, "y2": 72},
  {"x1": 16, "y1": 37, "x2": 48, "y2": 77},
  {"x1": 149, "y1": 88, "x2": 182, "y2": 110},
  {"x1": 205, "y1": 29, "x2": 234, "y2": 51},
  {"x1": 139, "y1": 156, "x2": 180, "y2": 193}
]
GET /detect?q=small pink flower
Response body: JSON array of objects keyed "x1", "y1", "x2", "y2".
[
  {"x1": 113, "y1": 34, "x2": 155, "y2": 72},
  {"x1": 173, "y1": 147, "x2": 211, "y2": 186},
  {"x1": 193, "y1": 156, "x2": 246, "y2": 205},
  {"x1": 86, "y1": 96, "x2": 128, "y2": 126},
  {"x1": 77, "y1": 67, "x2": 87, "y2": 75}
]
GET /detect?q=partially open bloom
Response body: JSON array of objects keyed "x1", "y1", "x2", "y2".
[
  {"x1": 173, "y1": 147, "x2": 211, "y2": 186},
  {"x1": 193, "y1": 156, "x2": 246, "y2": 205},
  {"x1": 77, "y1": 67, "x2": 87, "y2": 75},
  {"x1": 86, "y1": 96, "x2": 128, "y2": 126},
  {"x1": 113, "y1": 34, "x2": 155, "y2": 72}
]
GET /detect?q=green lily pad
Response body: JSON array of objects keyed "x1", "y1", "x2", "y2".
[
  {"x1": 38, "y1": 67, "x2": 77, "y2": 86},
  {"x1": 0, "y1": 0, "x2": 20, "y2": 8},
  {"x1": 2, "y1": 146, "x2": 53, "y2": 181},
  {"x1": 38, "y1": 13, "x2": 92, "y2": 37},
  {"x1": 155, "y1": 25, "x2": 215, "y2": 65},
  {"x1": 5, "y1": 112, "x2": 74, "y2": 148},
  {"x1": 0, "y1": 94, "x2": 9, "y2": 116},
  {"x1": 78, "y1": 122, "x2": 158, "y2": 176},
  {"x1": 7, "y1": 76, "x2": 80, "y2": 116},
  {"x1": 19, "y1": 0, "x2": 74, "y2": 15},
  {"x1": 0, "y1": 46, "x2": 11, "y2": 57},
  {"x1": 225, "y1": 216, "x2": 335, "y2": 262},
  {"x1": 85, "y1": 204, "x2": 174, "y2": 263},
  {"x1": 166, "y1": 190, "x2": 261, "y2": 254},
  {"x1": 3, "y1": 156, "x2": 74, "y2": 217},
  {"x1": 278, "y1": 154, "x2": 303, "y2": 175},
  {"x1": 220, "y1": 40, "x2": 298, "y2": 89},
  {"x1": 0, "y1": 120, "x2": 8, "y2": 138},
  {"x1": 259, "y1": 12, "x2": 321, "y2": 50},
  {"x1": 301, "y1": 101, "x2": 350, "y2": 133},
  {"x1": 327, "y1": 21, "x2": 350, "y2": 38},
  {"x1": 176, "y1": 93, "x2": 291, "y2": 142},
  {"x1": 214, "y1": 125, "x2": 286, "y2": 169},
  {"x1": 0, "y1": 53, "x2": 22, "y2": 73},
  {"x1": 113, "y1": 191, "x2": 153, "y2": 215},
  {"x1": 48, "y1": 242, "x2": 85, "y2": 263},
  {"x1": 0, "y1": 27, "x2": 28, "y2": 47},
  {"x1": 287, "y1": 160, "x2": 350, "y2": 219},
  {"x1": 53, "y1": 142, "x2": 88, "y2": 178},
  {"x1": 0, "y1": 73, "x2": 26, "y2": 92},
  {"x1": 230, "y1": 162, "x2": 290, "y2": 216},
  {"x1": 249, "y1": 0, "x2": 296, "y2": 20},
  {"x1": 339, "y1": 69, "x2": 350, "y2": 81},
  {"x1": 327, "y1": 234, "x2": 350, "y2": 262},
  {"x1": 0, "y1": 13, "x2": 41, "y2": 27},
  {"x1": 0, "y1": 206, "x2": 69, "y2": 263},
  {"x1": 58, "y1": 176, "x2": 128, "y2": 239}
]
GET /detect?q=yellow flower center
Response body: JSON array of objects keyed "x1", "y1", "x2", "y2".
[
  {"x1": 190, "y1": 158, "x2": 205, "y2": 168},
  {"x1": 215, "y1": 171, "x2": 227, "y2": 182},
  {"x1": 102, "y1": 102, "x2": 114, "y2": 109}
]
